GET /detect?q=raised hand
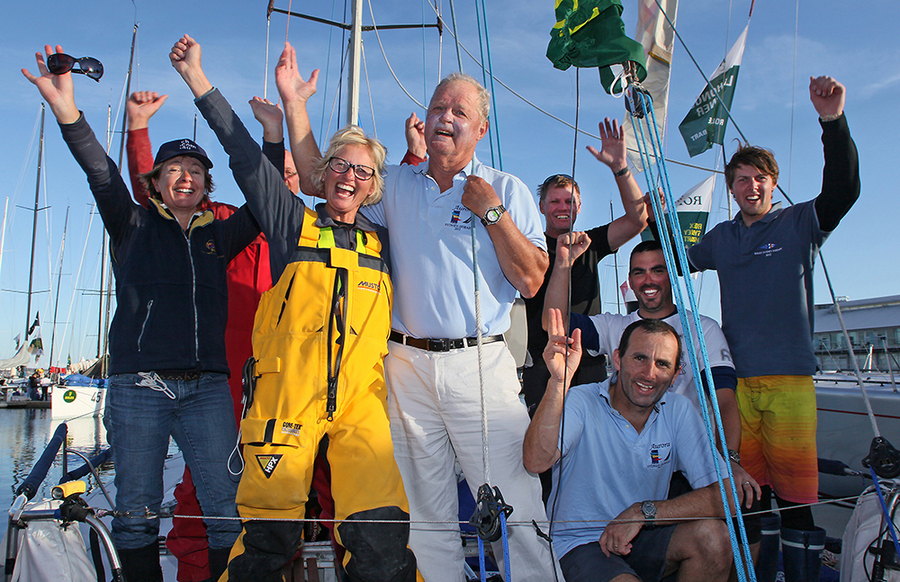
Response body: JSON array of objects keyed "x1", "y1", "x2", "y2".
[
  {"x1": 21, "y1": 44, "x2": 79, "y2": 124},
  {"x1": 587, "y1": 117, "x2": 627, "y2": 173},
  {"x1": 249, "y1": 96, "x2": 284, "y2": 142},
  {"x1": 809, "y1": 75, "x2": 845, "y2": 119},
  {"x1": 275, "y1": 42, "x2": 319, "y2": 105},
  {"x1": 170, "y1": 34, "x2": 212, "y2": 97},
  {"x1": 542, "y1": 308, "x2": 582, "y2": 386},
  {"x1": 405, "y1": 112, "x2": 426, "y2": 158},
  {"x1": 126, "y1": 91, "x2": 168, "y2": 131},
  {"x1": 555, "y1": 231, "x2": 592, "y2": 266}
]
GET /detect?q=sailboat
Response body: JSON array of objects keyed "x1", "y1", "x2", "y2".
[
  {"x1": 6, "y1": 1, "x2": 894, "y2": 580},
  {"x1": 0, "y1": 106, "x2": 52, "y2": 410}
]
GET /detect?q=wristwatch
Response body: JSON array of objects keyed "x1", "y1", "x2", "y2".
[
  {"x1": 727, "y1": 449, "x2": 741, "y2": 465},
  {"x1": 640, "y1": 500, "x2": 657, "y2": 524},
  {"x1": 481, "y1": 205, "x2": 506, "y2": 226}
]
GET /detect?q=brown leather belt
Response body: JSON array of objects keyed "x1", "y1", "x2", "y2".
[{"x1": 389, "y1": 330, "x2": 504, "y2": 352}]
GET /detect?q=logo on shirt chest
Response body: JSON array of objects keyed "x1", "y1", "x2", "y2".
[
  {"x1": 647, "y1": 442, "x2": 672, "y2": 469},
  {"x1": 753, "y1": 242, "x2": 783, "y2": 257},
  {"x1": 445, "y1": 204, "x2": 473, "y2": 231}
]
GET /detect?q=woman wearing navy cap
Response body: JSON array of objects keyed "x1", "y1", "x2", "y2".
[{"x1": 23, "y1": 44, "x2": 259, "y2": 582}]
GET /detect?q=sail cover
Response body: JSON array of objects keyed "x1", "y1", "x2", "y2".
[{"x1": 547, "y1": 0, "x2": 647, "y2": 94}]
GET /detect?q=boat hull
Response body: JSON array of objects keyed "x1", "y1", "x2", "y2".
[{"x1": 816, "y1": 373, "x2": 900, "y2": 498}]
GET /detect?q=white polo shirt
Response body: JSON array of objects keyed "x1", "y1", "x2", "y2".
[{"x1": 362, "y1": 156, "x2": 546, "y2": 338}]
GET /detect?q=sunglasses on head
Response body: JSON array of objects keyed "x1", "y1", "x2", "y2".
[
  {"x1": 47, "y1": 53, "x2": 104, "y2": 82},
  {"x1": 540, "y1": 173, "x2": 574, "y2": 189}
]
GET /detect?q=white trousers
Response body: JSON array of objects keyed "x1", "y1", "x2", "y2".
[{"x1": 386, "y1": 340, "x2": 563, "y2": 582}]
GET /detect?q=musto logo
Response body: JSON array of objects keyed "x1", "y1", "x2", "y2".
[{"x1": 63, "y1": 389, "x2": 77, "y2": 403}]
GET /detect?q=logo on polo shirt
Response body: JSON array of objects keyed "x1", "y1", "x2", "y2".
[
  {"x1": 754, "y1": 242, "x2": 782, "y2": 258},
  {"x1": 445, "y1": 204, "x2": 473, "y2": 231},
  {"x1": 647, "y1": 442, "x2": 672, "y2": 468}
]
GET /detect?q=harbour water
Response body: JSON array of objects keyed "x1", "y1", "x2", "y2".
[{"x1": 1, "y1": 408, "x2": 111, "y2": 510}]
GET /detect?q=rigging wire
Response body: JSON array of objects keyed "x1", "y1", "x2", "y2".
[
  {"x1": 473, "y1": 0, "x2": 502, "y2": 170},
  {"x1": 473, "y1": 0, "x2": 495, "y2": 167},
  {"x1": 361, "y1": 43, "x2": 378, "y2": 137},
  {"x1": 366, "y1": 0, "x2": 427, "y2": 110},
  {"x1": 447, "y1": 0, "x2": 464, "y2": 71},
  {"x1": 787, "y1": 0, "x2": 800, "y2": 197}
]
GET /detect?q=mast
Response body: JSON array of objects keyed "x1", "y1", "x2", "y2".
[
  {"x1": 48, "y1": 207, "x2": 68, "y2": 370},
  {"x1": 25, "y1": 105, "x2": 45, "y2": 339},
  {"x1": 346, "y1": 0, "x2": 363, "y2": 126},
  {"x1": 266, "y1": 1, "x2": 441, "y2": 127}
]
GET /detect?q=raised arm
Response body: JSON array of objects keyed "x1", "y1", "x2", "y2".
[
  {"x1": 275, "y1": 42, "x2": 322, "y2": 197},
  {"x1": 809, "y1": 76, "x2": 859, "y2": 232},
  {"x1": 541, "y1": 231, "x2": 592, "y2": 331},
  {"x1": 523, "y1": 308, "x2": 582, "y2": 473},
  {"x1": 587, "y1": 118, "x2": 648, "y2": 251},
  {"x1": 405, "y1": 112, "x2": 427, "y2": 159},
  {"x1": 126, "y1": 91, "x2": 168, "y2": 207},
  {"x1": 23, "y1": 45, "x2": 138, "y2": 245}
]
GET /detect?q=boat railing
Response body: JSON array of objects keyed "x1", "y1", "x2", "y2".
[{"x1": 4, "y1": 422, "x2": 124, "y2": 582}]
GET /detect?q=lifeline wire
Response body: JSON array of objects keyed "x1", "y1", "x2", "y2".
[{"x1": 628, "y1": 88, "x2": 754, "y2": 582}]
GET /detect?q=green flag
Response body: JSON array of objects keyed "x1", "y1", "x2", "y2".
[
  {"x1": 678, "y1": 25, "x2": 748, "y2": 157},
  {"x1": 675, "y1": 175, "x2": 715, "y2": 248},
  {"x1": 547, "y1": 0, "x2": 647, "y2": 94},
  {"x1": 641, "y1": 175, "x2": 715, "y2": 246}
]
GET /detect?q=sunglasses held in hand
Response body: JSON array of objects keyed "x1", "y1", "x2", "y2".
[{"x1": 47, "y1": 53, "x2": 103, "y2": 82}]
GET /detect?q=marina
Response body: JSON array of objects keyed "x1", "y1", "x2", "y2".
[{"x1": 2, "y1": 0, "x2": 899, "y2": 580}]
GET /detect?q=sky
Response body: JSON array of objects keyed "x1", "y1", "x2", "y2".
[{"x1": 0, "y1": 0, "x2": 897, "y2": 369}]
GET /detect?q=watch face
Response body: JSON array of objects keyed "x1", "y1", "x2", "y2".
[
  {"x1": 486, "y1": 209, "x2": 501, "y2": 222},
  {"x1": 641, "y1": 500, "x2": 657, "y2": 519}
]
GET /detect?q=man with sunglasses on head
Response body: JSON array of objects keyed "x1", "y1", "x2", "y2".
[
  {"x1": 521, "y1": 120, "x2": 651, "y2": 503},
  {"x1": 523, "y1": 119, "x2": 650, "y2": 414}
]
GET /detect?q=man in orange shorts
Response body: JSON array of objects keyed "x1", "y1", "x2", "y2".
[{"x1": 687, "y1": 76, "x2": 859, "y2": 582}]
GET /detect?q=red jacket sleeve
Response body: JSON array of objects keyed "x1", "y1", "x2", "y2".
[
  {"x1": 400, "y1": 150, "x2": 426, "y2": 166},
  {"x1": 126, "y1": 128, "x2": 154, "y2": 209}
]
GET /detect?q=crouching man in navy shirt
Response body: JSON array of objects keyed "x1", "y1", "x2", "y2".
[{"x1": 524, "y1": 314, "x2": 733, "y2": 582}]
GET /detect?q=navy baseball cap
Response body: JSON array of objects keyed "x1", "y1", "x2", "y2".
[{"x1": 154, "y1": 139, "x2": 213, "y2": 169}]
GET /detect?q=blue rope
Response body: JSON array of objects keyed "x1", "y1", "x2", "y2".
[
  {"x1": 627, "y1": 88, "x2": 754, "y2": 582},
  {"x1": 501, "y1": 512, "x2": 512, "y2": 582},
  {"x1": 477, "y1": 536, "x2": 487, "y2": 582},
  {"x1": 475, "y1": 513, "x2": 513, "y2": 582},
  {"x1": 869, "y1": 467, "x2": 900, "y2": 560}
]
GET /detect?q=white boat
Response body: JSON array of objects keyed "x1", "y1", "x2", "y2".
[
  {"x1": 51, "y1": 375, "x2": 105, "y2": 419},
  {"x1": 816, "y1": 372, "x2": 900, "y2": 499}
]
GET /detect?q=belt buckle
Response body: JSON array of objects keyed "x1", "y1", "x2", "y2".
[{"x1": 428, "y1": 338, "x2": 451, "y2": 352}]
